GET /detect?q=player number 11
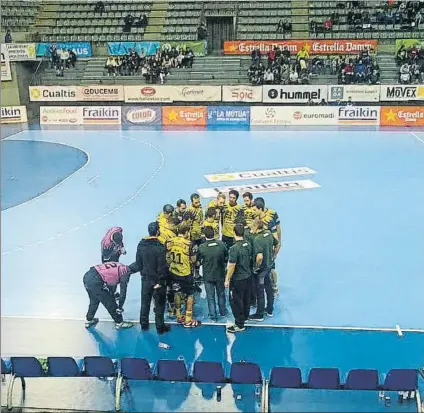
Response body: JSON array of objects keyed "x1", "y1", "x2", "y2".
[{"x1": 170, "y1": 252, "x2": 183, "y2": 265}]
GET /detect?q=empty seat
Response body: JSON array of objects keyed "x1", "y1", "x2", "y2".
[
  {"x1": 345, "y1": 369, "x2": 379, "y2": 390},
  {"x1": 230, "y1": 362, "x2": 262, "y2": 384},
  {"x1": 11, "y1": 357, "x2": 44, "y2": 377},
  {"x1": 1, "y1": 359, "x2": 10, "y2": 375},
  {"x1": 47, "y1": 357, "x2": 80, "y2": 377},
  {"x1": 84, "y1": 356, "x2": 116, "y2": 378},
  {"x1": 192, "y1": 361, "x2": 226, "y2": 383},
  {"x1": 270, "y1": 367, "x2": 302, "y2": 388},
  {"x1": 121, "y1": 358, "x2": 152, "y2": 380},
  {"x1": 156, "y1": 360, "x2": 188, "y2": 382},
  {"x1": 383, "y1": 369, "x2": 418, "y2": 391},
  {"x1": 307, "y1": 368, "x2": 340, "y2": 390}
]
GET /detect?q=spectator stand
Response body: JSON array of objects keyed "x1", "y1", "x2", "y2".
[
  {"x1": 395, "y1": 42, "x2": 424, "y2": 84},
  {"x1": 1, "y1": 0, "x2": 40, "y2": 42}
]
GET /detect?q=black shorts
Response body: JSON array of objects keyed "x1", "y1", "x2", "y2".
[{"x1": 170, "y1": 274, "x2": 194, "y2": 296}]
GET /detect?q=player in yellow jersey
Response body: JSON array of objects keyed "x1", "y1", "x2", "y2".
[
  {"x1": 186, "y1": 193, "x2": 204, "y2": 247},
  {"x1": 242, "y1": 192, "x2": 257, "y2": 228},
  {"x1": 157, "y1": 204, "x2": 177, "y2": 245},
  {"x1": 253, "y1": 197, "x2": 282, "y2": 296},
  {"x1": 207, "y1": 192, "x2": 226, "y2": 225},
  {"x1": 172, "y1": 199, "x2": 187, "y2": 230},
  {"x1": 202, "y1": 207, "x2": 220, "y2": 240},
  {"x1": 166, "y1": 223, "x2": 201, "y2": 328},
  {"x1": 222, "y1": 190, "x2": 244, "y2": 249}
]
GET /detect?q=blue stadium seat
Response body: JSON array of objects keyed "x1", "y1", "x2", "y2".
[
  {"x1": 345, "y1": 369, "x2": 380, "y2": 390},
  {"x1": 1, "y1": 358, "x2": 10, "y2": 375},
  {"x1": 269, "y1": 367, "x2": 303, "y2": 388},
  {"x1": 47, "y1": 357, "x2": 80, "y2": 377},
  {"x1": 192, "y1": 361, "x2": 226, "y2": 383},
  {"x1": 84, "y1": 356, "x2": 116, "y2": 378},
  {"x1": 383, "y1": 369, "x2": 418, "y2": 391},
  {"x1": 120, "y1": 358, "x2": 152, "y2": 380},
  {"x1": 11, "y1": 357, "x2": 44, "y2": 377},
  {"x1": 156, "y1": 360, "x2": 188, "y2": 382},
  {"x1": 230, "y1": 361, "x2": 262, "y2": 384},
  {"x1": 307, "y1": 368, "x2": 340, "y2": 390}
]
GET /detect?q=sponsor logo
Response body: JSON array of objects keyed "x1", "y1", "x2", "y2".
[
  {"x1": 385, "y1": 86, "x2": 424, "y2": 99},
  {"x1": 1, "y1": 107, "x2": 22, "y2": 118},
  {"x1": 207, "y1": 106, "x2": 250, "y2": 125},
  {"x1": 126, "y1": 108, "x2": 157, "y2": 124},
  {"x1": 293, "y1": 110, "x2": 335, "y2": 120},
  {"x1": 231, "y1": 88, "x2": 253, "y2": 100},
  {"x1": 30, "y1": 87, "x2": 76, "y2": 101},
  {"x1": 380, "y1": 106, "x2": 424, "y2": 126},
  {"x1": 82, "y1": 87, "x2": 120, "y2": 96},
  {"x1": 197, "y1": 180, "x2": 321, "y2": 198},
  {"x1": 265, "y1": 108, "x2": 276, "y2": 118},
  {"x1": 141, "y1": 87, "x2": 156, "y2": 96},
  {"x1": 83, "y1": 107, "x2": 120, "y2": 123},
  {"x1": 181, "y1": 87, "x2": 204, "y2": 98},
  {"x1": 269, "y1": 88, "x2": 322, "y2": 101},
  {"x1": 163, "y1": 106, "x2": 207, "y2": 126},
  {"x1": 338, "y1": 106, "x2": 379, "y2": 122},
  {"x1": 205, "y1": 167, "x2": 316, "y2": 183}
]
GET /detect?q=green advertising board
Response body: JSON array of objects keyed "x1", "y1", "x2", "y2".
[
  {"x1": 160, "y1": 41, "x2": 207, "y2": 57},
  {"x1": 395, "y1": 39, "x2": 424, "y2": 54}
]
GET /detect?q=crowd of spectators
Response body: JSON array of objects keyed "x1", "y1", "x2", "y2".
[
  {"x1": 311, "y1": 0, "x2": 422, "y2": 33},
  {"x1": 49, "y1": 45, "x2": 77, "y2": 77},
  {"x1": 104, "y1": 46, "x2": 195, "y2": 83},
  {"x1": 123, "y1": 13, "x2": 148, "y2": 32},
  {"x1": 248, "y1": 46, "x2": 311, "y2": 85},
  {"x1": 335, "y1": 48, "x2": 381, "y2": 84},
  {"x1": 396, "y1": 43, "x2": 424, "y2": 83},
  {"x1": 276, "y1": 18, "x2": 292, "y2": 34}
]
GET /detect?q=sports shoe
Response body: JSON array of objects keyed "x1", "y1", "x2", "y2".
[
  {"x1": 115, "y1": 321, "x2": 134, "y2": 330},
  {"x1": 266, "y1": 311, "x2": 274, "y2": 317},
  {"x1": 85, "y1": 318, "x2": 99, "y2": 329},
  {"x1": 248, "y1": 314, "x2": 264, "y2": 322},
  {"x1": 226, "y1": 325, "x2": 245, "y2": 333}
]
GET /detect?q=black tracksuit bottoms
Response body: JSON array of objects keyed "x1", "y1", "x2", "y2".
[
  {"x1": 83, "y1": 269, "x2": 123, "y2": 324},
  {"x1": 140, "y1": 277, "x2": 166, "y2": 329},
  {"x1": 229, "y1": 276, "x2": 251, "y2": 328}
]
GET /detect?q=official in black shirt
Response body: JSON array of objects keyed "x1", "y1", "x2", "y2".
[{"x1": 136, "y1": 222, "x2": 170, "y2": 335}]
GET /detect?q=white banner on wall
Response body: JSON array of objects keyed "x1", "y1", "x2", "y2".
[
  {"x1": 1, "y1": 106, "x2": 28, "y2": 124},
  {"x1": 222, "y1": 85, "x2": 263, "y2": 102},
  {"x1": 251, "y1": 106, "x2": 339, "y2": 126},
  {"x1": 82, "y1": 106, "x2": 121, "y2": 124},
  {"x1": 30, "y1": 86, "x2": 77, "y2": 101},
  {"x1": 328, "y1": 85, "x2": 380, "y2": 102},
  {"x1": 263, "y1": 85, "x2": 328, "y2": 103},
  {"x1": 124, "y1": 85, "x2": 175, "y2": 103},
  {"x1": 1, "y1": 44, "x2": 12, "y2": 81},
  {"x1": 380, "y1": 84, "x2": 424, "y2": 101},
  {"x1": 76, "y1": 86, "x2": 124, "y2": 101},
  {"x1": 6, "y1": 43, "x2": 36, "y2": 61},
  {"x1": 337, "y1": 106, "x2": 380, "y2": 125},
  {"x1": 173, "y1": 85, "x2": 222, "y2": 102},
  {"x1": 40, "y1": 106, "x2": 82, "y2": 125}
]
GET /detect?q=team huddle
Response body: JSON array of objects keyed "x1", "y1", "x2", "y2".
[{"x1": 82, "y1": 190, "x2": 281, "y2": 334}]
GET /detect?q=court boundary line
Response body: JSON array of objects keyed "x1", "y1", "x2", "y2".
[
  {"x1": 410, "y1": 131, "x2": 424, "y2": 145},
  {"x1": 2, "y1": 315, "x2": 423, "y2": 333},
  {"x1": 1, "y1": 139, "x2": 91, "y2": 211},
  {"x1": 1, "y1": 133, "x2": 165, "y2": 256}
]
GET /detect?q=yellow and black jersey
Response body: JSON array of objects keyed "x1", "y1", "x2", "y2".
[
  {"x1": 166, "y1": 236, "x2": 194, "y2": 277},
  {"x1": 186, "y1": 204, "x2": 204, "y2": 241},
  {"x1": 207, "y1": 200, "x2": 224, "y2": 224},
  {"x1": 242, "y1": 205, "x2": 257, "y2": 228},
  {"x1": 260, "y1": 208, "x2": 280, "y2": 234},
  {"x1": 202, "y1": 219, "x2": 219, "y2": 239},
  {"x1": 222, "y1": 203, "x2": 244, "y2": 238},
  {"x1": 157, "y1": 212, "x2": 177, "y2": 245}
]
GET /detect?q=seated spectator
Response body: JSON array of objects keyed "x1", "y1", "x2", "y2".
[
  {"x1": 94, "y1": 1, "x2": 105, "y2": 15},
  {"x1": 105, "y1": 56, "x2": 117, "y2": 76},
  {"x1": 277, "y1": 18, "x2": 284, "y2": 33},
  {"x1": 268, "y1": 48, "x2": 276, "y2": 67},
  {"x1": 60, "y1": 48, "x2": 69, "y2": 68},
  {"x1": 251, "y1": 47, "x2": 261, "y2": 63},
  {"x1": 297, "y1": 46, "x2": 309, "y2": 61},
  {"x1": 67, "y1": 49, "x2": 77, "y2": 68},
  {"x1": 124, "y1": 14, "x2": 134, "y2": 33},
  {"x1": 399, "y1": 62, "x2": 411, "y2": 83},
  {"x1": 355, "y1": 60, "x2": 366, "y2": 82},
  {"x1": 323, "y1": 17, "x2": 333, "y2": 30},
  {"x1": 197, "y1": 21, "x2": 207, "y2": 40},
  {"x1": 49, "y1": 44, "x2": 59, "y2": 69},
  {"x1": 289, "y1": 66, "x2": 299, "y2": 84},
  {"x1": 5, "y1": 29, "x2": 12, "y2": 43}
]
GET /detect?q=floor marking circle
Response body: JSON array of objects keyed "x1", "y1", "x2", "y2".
[{"x1": 1, "y1": 135, "x2": 165, "y2": 256}]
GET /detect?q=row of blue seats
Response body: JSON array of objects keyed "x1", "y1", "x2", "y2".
[{"x1": 1, "y1": 356, "x2": 419, "y2": 391}]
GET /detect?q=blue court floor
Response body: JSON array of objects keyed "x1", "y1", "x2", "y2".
[{"x1": 1, "y1": 126, "x2": 424, "y2": 411}]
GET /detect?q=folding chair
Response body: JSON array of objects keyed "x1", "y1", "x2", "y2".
[
  {"x1": 383, "y1": 369, "x2": 418, "y2": 391},
  {"x1": 156, "y1": 359, "x2": 188, "y2": 382},
  {"x1": 344, "y1": 369, "x2": 380, "y2": 390},
  {"x1": 1, "y1": 358, "x2": 10, "y2": 375},
  {"x1": 307, "y1": 368, "x2": 340, "y2": 390},
  {"x1": 7, "y1": 357, "x2": 44, "y2": 410},
  {"x1": 230, "y1": 361, "x2": 262, "y2": 384},
  {"x1": 192, "y1": 361, "x2": 226, "y2": 383},
  {"x1": 115, "y1": 358, "x2": 152, "y2": 411},
  {"x1": 84, "y1": 356, "x2": 116, "y2": 378},
  {"x1": 269, "y1": 367, "x2": 303, "y2": 389}
]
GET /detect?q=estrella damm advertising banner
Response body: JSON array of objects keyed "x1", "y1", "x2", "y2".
[
  {"x1": 162, "y1": 106, "x2": 207, "y2": 126},
  {"x1": 224, "y1": 40, "x2": 378, "y2": 55},
  {"x1": 380, "y1": 106, "x2": 424, "y2": 127}
]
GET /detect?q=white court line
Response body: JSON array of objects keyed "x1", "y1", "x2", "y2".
[
  {"x1": 396, "y1": 324, "x2": 403, "y2": 337},
  {"x1": 1, "y1": 140, "x2": 91, "y2": 211},
  {"x1": 87, "y1": 174, "x2": 99, "y2": 184},
  {"x1": 1, "y1": 135, "x2": 165, "y2": 255},
  {"x1": 2, "y1": 315, "x2": 424, "y2": 333},
  {"x1": 411, "y1": 131, "x2": 424, "y2": 145}
]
